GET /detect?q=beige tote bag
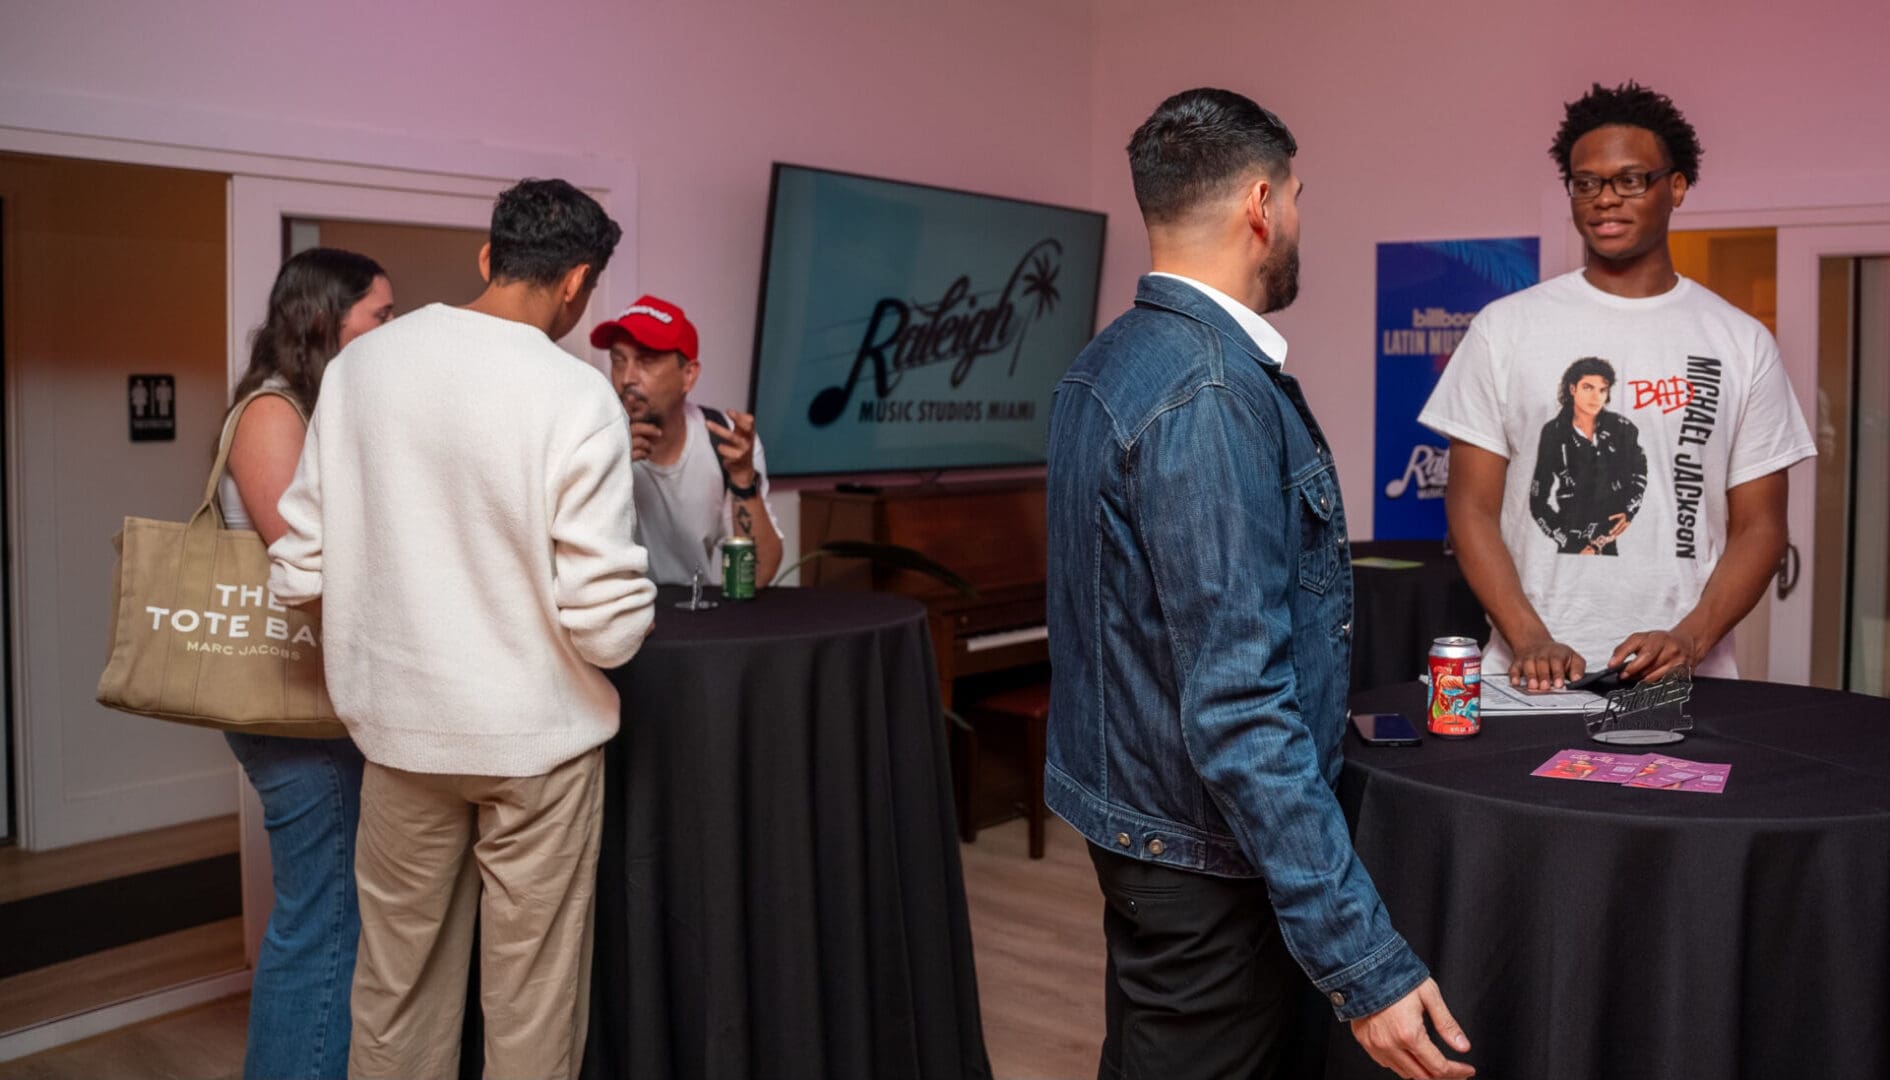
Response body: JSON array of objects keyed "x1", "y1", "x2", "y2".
[{"x1": 96, "y1": 390, "x2": 345, "y2": 738}]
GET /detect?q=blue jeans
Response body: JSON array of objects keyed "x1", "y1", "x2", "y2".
[{"x1": 226, "y1": 732, "x2": 365, "y2": 1080}]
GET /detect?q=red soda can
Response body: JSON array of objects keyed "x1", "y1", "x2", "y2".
[{"x1": 1427, "y1": 636, "x2": 1482, "y2": 737}]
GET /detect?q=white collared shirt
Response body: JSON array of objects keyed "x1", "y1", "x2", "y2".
[{"x1": 1148, "y1": 272, "x2": 1288, "y2": 368}]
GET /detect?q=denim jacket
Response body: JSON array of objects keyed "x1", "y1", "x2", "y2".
[{"x1": 1044, "y1": 275, "x2": 1428, "y2": 1019}]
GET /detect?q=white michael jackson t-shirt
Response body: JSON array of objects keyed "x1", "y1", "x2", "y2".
[
  {"x1": 634, "y1": 402, "x2": 783, "y2": 586},
  {"x1": 1418, "y1": 270, "x2": 1815, "y2": 677}
]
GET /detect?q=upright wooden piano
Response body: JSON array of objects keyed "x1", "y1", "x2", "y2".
[{"x1": 797, "y1": 477, "x2": 1047, "y2": 710}]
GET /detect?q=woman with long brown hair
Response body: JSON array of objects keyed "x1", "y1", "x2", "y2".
[{"x1": 220, "y1": 247, "x2": 390, "y2": 1080}]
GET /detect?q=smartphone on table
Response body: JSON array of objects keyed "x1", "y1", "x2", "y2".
[{"x1": 1350, "y1": 711, "x2": 1422, "y2": 747}]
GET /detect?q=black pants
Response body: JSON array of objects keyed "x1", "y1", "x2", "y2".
[{"x1": 1089, "y1": 843, "x2": 1327, "y2": 1080}]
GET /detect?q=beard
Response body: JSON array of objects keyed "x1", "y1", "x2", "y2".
[
  {"x1": 619, "y1": 385, "x2": 658, "y2": 426},
  {"x1": 1260, "y1": 238, "x2": 1300, "y2": 314}
]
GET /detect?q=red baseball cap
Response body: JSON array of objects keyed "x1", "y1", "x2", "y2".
[{"x1": 589, "y1": 295, "x2": 699, "y2": 360}]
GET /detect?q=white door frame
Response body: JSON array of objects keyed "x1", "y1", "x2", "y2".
[
  {"x1": 230, "y1": 180, "x2": 498, "y2": 383},
  {"x1": 0, "y1": 87, "x2": 636, "y2": 1047},
  {"x1": 231, "y1": 176, "x2": 507, "y2": 969},
  {"x1": 1540, "y1": 190, "x2": 1890, "y2": 686},
  {"x1": 1772, "y1": 222, "x2": 1890, "y2": 685}
]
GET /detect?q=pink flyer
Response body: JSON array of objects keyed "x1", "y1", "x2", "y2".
[
  {"x1": 1530, "y1": 749, "x2": 1654, "y2": 783},
  {"x1": 1624, "y1": 755, "x2": 1731, "y2": 794}
]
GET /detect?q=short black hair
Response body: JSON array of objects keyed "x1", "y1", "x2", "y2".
[
  {"x1": 1550, "y1": 81, "x2": 1702, "y2": 185},
  {"x1": 1127, "y1": 88, "x2": 1297, "y2": 225},
  {"x1": 486, "y1": 178, "x2": 623, "y2": 288},
  {"x1": 1558, "y1": 356, "x2": 1617, "y2": 412}
]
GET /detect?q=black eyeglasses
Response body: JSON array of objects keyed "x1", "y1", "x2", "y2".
[{"x1": 1566, "y1": 166, "x2": 1677, "y2": 201}]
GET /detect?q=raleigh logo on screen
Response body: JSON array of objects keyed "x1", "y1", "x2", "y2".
[{"x1": 806, "y1": 239, "x2": 1065, "y2": 427}]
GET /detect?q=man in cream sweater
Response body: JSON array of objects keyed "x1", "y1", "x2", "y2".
[{"x1": 269, "y1": 179, "x2": 655, "y2": 1080}]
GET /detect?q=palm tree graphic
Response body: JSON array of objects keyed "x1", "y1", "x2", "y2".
[{"x1": 1020, "y1": 251, "x2": 1061, "y2": 318}]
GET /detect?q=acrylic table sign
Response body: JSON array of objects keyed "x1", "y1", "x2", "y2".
[
  {"x1": 1583, "y1": 667, "x2": 1694, "y2": 746},
  {"x1": 675, "y1": 569, "x2": 720, "y2": 612}
]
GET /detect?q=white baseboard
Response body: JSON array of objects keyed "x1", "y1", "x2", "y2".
[{"x1": 0, "y1": 970, "x2": 250, "y2": 1063}]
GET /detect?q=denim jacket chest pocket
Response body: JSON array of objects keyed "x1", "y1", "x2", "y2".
[{"x1": 1294, "y1": 465, "x2": 1344, "y2": 595}]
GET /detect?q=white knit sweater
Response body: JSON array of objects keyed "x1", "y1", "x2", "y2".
[{"x1": 269, "y1": 303, "x2": 656, "y2": 776}]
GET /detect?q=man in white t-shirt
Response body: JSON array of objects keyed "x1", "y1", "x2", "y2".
[
  {"x1": 590, "y1": 296, "x2": 784, "y2": 587},
  {"x1": 1420, "y1": 81, "x2": 1814, "y2": 689}
]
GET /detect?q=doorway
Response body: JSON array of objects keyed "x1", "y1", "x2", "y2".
[
  {"x1": 1811, "y1": 257, "x2": 1890, "y2": 694},
  {"x1": 1769, "y1": 221, "x2": 1890, "y2": 685},
  {"x1": 0, "y1": 151, "x2": 245, "y2": 1038},
  {"x1": 0, "y1": 102, "x2": 628, "y2": 1058},
  {"x1": 2, "y1": 196, "x2": 11, "y2": 846},
  {"x1": 285, "y1": 218, "x2": 486, "y2": 317},
  {"x1": 1673, "y1": 229, "x2": 1890, "y2": 693},
  {"x1": 1669, "y1": 227, "x2": 1779, "y2": 677},
  {"x1": 228, "y1": 177, "x2": 610, "y2": 972}
]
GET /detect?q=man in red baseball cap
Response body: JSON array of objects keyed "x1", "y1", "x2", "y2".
[{"x1": 591, "y1": 295, "x2": 783, "y2": 587}]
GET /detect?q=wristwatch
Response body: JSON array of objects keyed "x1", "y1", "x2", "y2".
[{"x1": 725, "y1": 473, "x2": 761, "y2": 500}]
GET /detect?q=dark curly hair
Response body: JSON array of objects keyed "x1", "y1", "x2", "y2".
[
  {"x1": 1549, "y1": 81, "x2": 1702, "y2": 186},
  {"x1": 1557, "y1": 356, "x2": 1617, "y2": 413},
  {"x1": 487, "y1": 178, "x2": 622, "y2": 289}
]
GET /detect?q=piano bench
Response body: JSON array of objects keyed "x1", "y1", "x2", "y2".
[{"x1": 961, "y1": 682, "x2": 1051, "y2": 859}]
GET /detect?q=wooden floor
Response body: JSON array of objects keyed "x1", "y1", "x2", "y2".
[
  {"x1": 0, "y1": 918, "x2": 247, "y2": 1036},
  {"x1": 0, "y1": 816, "x2": 245, "y2": 1037},
  {"x1": 0, "y1": 995, "x2": 247, "y2": 1080},
  {"x1": 0, "y1": 816, "x2": 238, "y2": 904},
  {"x1": 961, "y1": 817, "x2": 1107, "y2": 1078},
  {"x1": 0, "y1": 817, "x2": 1106, "y2": 1079}
]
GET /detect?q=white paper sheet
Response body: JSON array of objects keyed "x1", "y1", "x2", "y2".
[{"x1": 1477, "y1": 673, "x2": 1604, "y2": 714}]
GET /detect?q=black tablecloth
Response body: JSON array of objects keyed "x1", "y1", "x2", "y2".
[
  {"x1": 1347, "y1": 540, "x2": 1486, "y2": 693},
  {"x1": 466, "y1": 586, "x2": 991, "y2": 1079},
  {"x1": 1328, "y1": 679, "x2": 1890, "y2": 1080},
  {"x1": 593, "y1": 586, "x2": 990, "y2": 1080}
]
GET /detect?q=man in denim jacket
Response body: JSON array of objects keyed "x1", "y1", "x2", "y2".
[{"x1": 1046, "y1": 88, "x2": 1474, "y2": 1080}]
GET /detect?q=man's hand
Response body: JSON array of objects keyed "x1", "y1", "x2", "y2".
[
  {"x1": 1611, "y1": 628, "x2": 1698, "y2": 682},
  {"x1": 705, "y1": 409, "x2": 760, "y2": 490},
  {"x1": 1349, "y1": 978, "x2": 1474, "y2": 1080},
  {"x1": 1509, "y1": 638, "x2": 1584, "y2": 691},
  {"x1": 629, "y1": 421, "x2": 661, "y2": 463}
]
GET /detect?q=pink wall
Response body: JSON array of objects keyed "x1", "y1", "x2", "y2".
[
  {"x1": 7, "y1": 0, "x2": 1888, "y2": 534},
  {"x1": 618, "y1": 2, "x2": 1098, "y2": 409},
  {"x1": 1087, "y1": 0, "x2": 1890, "y2": 534},
  {"x1": 0, "y1": 0, "x2": 1099, "y2": 411}
]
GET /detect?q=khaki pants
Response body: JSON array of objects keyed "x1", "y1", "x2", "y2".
[{"x1": 348, "y1": 747, "x2": 604, "y2": 1080}]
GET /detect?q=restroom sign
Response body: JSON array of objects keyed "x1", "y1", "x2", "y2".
[{"x1": 129, "y1": 374, "x2": 176, "y2": 442}]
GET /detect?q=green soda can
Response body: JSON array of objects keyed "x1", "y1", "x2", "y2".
[{"x1": 721, "y1": 536, "x2": 757, "y2": 600}]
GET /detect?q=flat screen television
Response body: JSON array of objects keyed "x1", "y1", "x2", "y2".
[{"x1": 748, "y1": 164, "x2": 1106, "y2": 478}]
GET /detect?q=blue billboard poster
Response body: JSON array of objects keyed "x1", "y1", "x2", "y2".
[{"x1": 1374, "y1": 238, "x2": 1539, "y2": 539}]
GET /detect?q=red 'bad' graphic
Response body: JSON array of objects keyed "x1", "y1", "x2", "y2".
[{"x1": 1629, "y1": 377, "x2": 1696, "y2": 414}]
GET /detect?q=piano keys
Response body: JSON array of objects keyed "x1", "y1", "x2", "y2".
[{"x1": 797, "y1": 477, "x2": 1047, "y2": 709}]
